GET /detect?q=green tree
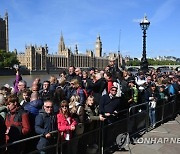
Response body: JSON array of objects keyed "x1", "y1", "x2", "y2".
[
  {"x1": 0, "y1": 50, "x2": 19, "y2": 68},
  {"x1": 126, "y1": 58, "x2": 180, "y2": 66}
]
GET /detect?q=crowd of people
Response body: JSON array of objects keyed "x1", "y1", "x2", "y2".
[{"x1": 0, "y1": 58, "x2": 180, "y2": 154}]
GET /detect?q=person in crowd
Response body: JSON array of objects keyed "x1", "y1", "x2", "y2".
[
  {"x1": 17, "y1": 80, "x2": 28, "y2": 103},
  {"x1": 58, "y1": 70, "x2": 67, "y2": 84},
  {"x1": 88, "y1": 67, "x2": 95, "y2": 79},
  {"x1": 122, "y1": 70, "x2": 130, "y2": 82},
  {"x1": 5, "y1": 94, "x2": 31, "y2": 154},
  {"x1": 20, "y1": 89, "x2": 31, "y2": 108},
  {"x1": 49, "y1": 75, "x2": 59, "y2": 93},
  {"x1": 127, "y1": 77, "x2": 139, "y2": 111},
  {"x1": 57, "y1": 100, "x2": 77, "y2": 154},
  {"x1": 85, "y1": 95, "x2": 105, "y2": 125},
  {"x1": 31, "y1": 83, "x2": 40, "y2": 93},
  {"x1": 39, "y1": 80, "x2": 54, "y2": 102},
  {"x1": 53, "y1": 79, "x2": 66, "y2": 113},
  {"x1": 32, "y1": 77, "x2": 42, "y2": 90},
  {"x1": 104, "y1": 71, "x2": 113, "y2": 93},
  {"x1": 145, "y1": 83, "x2": 159, "y2": 128},
  {"x1": 91, "y1": 73, "x2": 107, "y2": 105},
  {"x1": 0, "y1": 93, "x2": 7, "y2": 152},
  {"x1": 82, "y1": 70, "x2": 93, "y2": 96},
  {"x1": 99, "y1": 86, "x2": 122, "y2": 124},
  {"x1": 0, "y1": 93, "x2": 8, "y2": 120},
  {"x1": 13, "y1": 67, "x2": 22, "y2": 94},
  {"x1": 2, "y1": 84, "x2": 13, "y2": 97},
  {"x1": 75, "y1": 67, "x2": 82, "y2": 77},
  {"x1": 24, "y1": 92, "x2": 43, "y2": 126},
  {"x1": 84, "y1": 96, "x2": 105, "y2": 153},
  {"x1": 0, "y1": 94, "x2": 6, "y2": 153},
  {"x1": 35, "y1": 100, "x2": 57, "y2": 154},
  {"x1": 69, "y1": 95, "x2": 85, "y2": 124},
  {"x1": 106, "y1": 57, "x2": 120, "y2": 81},
  {"x1": 146, "y1": 75, "x2": 153, "y2": 89},
  {"x1": 23, "y1": 92, "x2": 43, "y2": 153},
  {"x1": 66, "y1": 79, "x2": 86, "y2": 105},
  {"x1": 158, "y1": 85, "x2": 169, "y2": 100},
  {"x1": 66, "y1": 66, "x2": 76, "y2": 82}
]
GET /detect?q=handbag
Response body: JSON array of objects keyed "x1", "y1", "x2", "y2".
[{"x1": 75, "y1": 123, "x2": 84, "y2": 135}]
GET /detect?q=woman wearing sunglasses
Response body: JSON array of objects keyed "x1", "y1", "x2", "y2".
[
  {"x1": 57, "y1": 100, "x2": 77, "y2": 140},
  {"x1": 57, "y1": 100, "x2": 77, "y2": 153}
]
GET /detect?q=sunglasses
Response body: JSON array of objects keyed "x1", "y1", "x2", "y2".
[
  {"x1": 61, "y1": 105, "x2": 68, "y2": 108},
  {"x1": 111, "y1": 89, "x2": 117, "y2": 92},
  {"x1": 44, "y1": 106, "x2": 53, "y2": 109}
]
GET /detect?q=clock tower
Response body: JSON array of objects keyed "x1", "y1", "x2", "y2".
[{"x1": 95, "y1": 34, "x2": 102, "y2": 57}]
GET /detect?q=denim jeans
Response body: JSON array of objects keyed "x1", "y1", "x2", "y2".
[{"x1": 149, "y1": 107, "x2": 156, "y2": 126}]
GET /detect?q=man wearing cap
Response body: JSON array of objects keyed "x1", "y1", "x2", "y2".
[{"x1": 99, "y1": 86, "x2": 123, "y2": 123}]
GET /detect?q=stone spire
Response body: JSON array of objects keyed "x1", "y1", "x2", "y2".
[{"x1": 58, "y1": 32, "x2": 65, "y2": 55}]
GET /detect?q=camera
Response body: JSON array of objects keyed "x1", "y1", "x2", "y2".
[{"x1": 13, "y1": 64, "x2": 19, "y2": 69}]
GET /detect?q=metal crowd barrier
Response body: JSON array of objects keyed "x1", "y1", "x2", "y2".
[{"x1": 0, "y1": 94, "x2": 179, "y2": 154}]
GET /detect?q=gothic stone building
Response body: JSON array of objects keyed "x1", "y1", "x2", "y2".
[
  {"x1": 17, "y1": 34, "x2": 123, "y2": 73},
  {"x1": 0, "y1": 12, "x2": 9, "y2": 52}
]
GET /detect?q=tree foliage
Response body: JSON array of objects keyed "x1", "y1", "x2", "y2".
[
  {"x1": 126, "y1": 59, "x2": 140, "y2": 66},
  {"x1": 126, "y1": 58, "x2": 180, "y2": 66},
  {"x1": 0, "y1": 50, "x2": 19, "y2": 68}
]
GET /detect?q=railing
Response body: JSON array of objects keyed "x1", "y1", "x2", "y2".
[{"x1": 0, "y1": 94, "x2": 179, "y2": 154}]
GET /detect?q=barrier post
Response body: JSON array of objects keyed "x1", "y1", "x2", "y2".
[
  {"x1": 161, "y1": 99, "x2": 165, "y2": 124},
  {"x1": 146, "y1": 102, "x2": 150, "y2": 132},
  {"x1": 100, "y1": 121, "x2": 104, "y2": 154}
]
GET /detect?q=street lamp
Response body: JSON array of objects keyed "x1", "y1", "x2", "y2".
[{"x1": 140, "y1": 15, "x2": 150, "y2": 72}]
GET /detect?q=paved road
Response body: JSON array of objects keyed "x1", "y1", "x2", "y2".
[{"x1": 113, "y1": 114, "x2": 180, "y2": 154}]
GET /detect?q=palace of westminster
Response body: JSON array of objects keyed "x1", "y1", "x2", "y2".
[{"x1": 0, "y1": 12, "x2": 123, "y2": 73}]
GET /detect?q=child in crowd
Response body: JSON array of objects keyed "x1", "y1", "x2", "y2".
[{"x1": 20, "y1": 89, "x2": 31, "y2": 108}]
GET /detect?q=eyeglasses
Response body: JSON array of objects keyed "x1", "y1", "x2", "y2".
[
  {"x1": 44, "y1": 106, "x2": 53, "y2": 109},
  {"x1": 111, "y1": 89, "x2": 117, "y2": 92},
  {"x1": 61, "y1": 105, "x2": 68, "y2": 108}
]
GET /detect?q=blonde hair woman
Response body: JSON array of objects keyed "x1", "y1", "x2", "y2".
[
  {"x1": 66, "y1": 79, "x2": 86, "y2": 105},
  {"x1": 69, "y1": 95, "x2": 85, "y2": 123}
]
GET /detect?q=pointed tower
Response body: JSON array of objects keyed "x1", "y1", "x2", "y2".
[
  {"x1": 0, "y1": 11, "x2": 9, "y2": 52},
  {"x1": 5, "y1": 11, "x2": 9, "y2": 52},
  {"x1": 58, "y1": 32, "x2": 65, "y2": 55},
  {"x1": 74, "y1": 44, "x2": 78, "y2": 54},
  {"x1": 95, "y1": 34, "x2": 102, "y2": 57}
]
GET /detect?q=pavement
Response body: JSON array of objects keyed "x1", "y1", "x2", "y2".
[{"x1": 113, "y1": 114, "x2": 180, "y2": 154}]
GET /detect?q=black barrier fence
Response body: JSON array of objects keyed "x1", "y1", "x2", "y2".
[{"x1": 0, "y1": 94, "x2": 179, "y2": 154}]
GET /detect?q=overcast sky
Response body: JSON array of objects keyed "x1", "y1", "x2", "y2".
[{"x1": 1, "y1": 0, "x2": 180, "y2": 58}]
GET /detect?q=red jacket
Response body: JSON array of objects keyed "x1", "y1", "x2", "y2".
[
  {"x1": 57, "y1": 113, "x2": 77, "y2": 141},
  {"x1": 5, "y1": 108, "x2": 31, "y2": 142},
  {"x1": 107, "y1": 78, "x2": 113, "y2": 93}
]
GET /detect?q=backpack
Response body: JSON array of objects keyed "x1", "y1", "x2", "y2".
[{"x1": 77, "y1": 87, "x2": 88, "y2": 98}]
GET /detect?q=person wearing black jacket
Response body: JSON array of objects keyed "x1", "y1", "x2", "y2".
[
  {"x1": 35, "y1": 100, "x2": 57, "y2": 154},
  {"x1": 91, "y1": 73, "x2": 107, "y2": 106},
  {"x1": 99, "y1": 86, "x2": 123, "y2": 124}
]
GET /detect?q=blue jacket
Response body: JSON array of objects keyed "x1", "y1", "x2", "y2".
[{"x1": 24, "y1": 99, "x2": 43, "y2": 116}]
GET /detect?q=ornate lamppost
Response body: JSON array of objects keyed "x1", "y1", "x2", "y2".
[{"x1": 140, "y1": 15, "x2": 150, "y2": 72}]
